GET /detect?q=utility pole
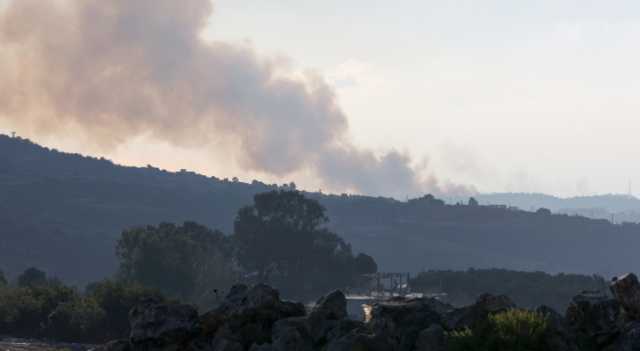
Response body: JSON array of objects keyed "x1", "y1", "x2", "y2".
[{"x1": 11, "y1": 131, "x2": 16, "y2": 138}]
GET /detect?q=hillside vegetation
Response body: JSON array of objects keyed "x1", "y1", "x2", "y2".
[{"x1": 1, "y1": 135, "x2": 640, "y2": 283}]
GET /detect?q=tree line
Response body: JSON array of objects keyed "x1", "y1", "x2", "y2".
[
  {"x1": 410, "y1": 268, "x2": 609, "y2": 312},
  {"x1": 0, "y1": 190, "x2": 377, "y2": 342},
  {"x1": 0, "y1": 267, "x2": 163, "y2": 343},
  {"x1": 116, "y1": 190, "x2": 377, "y2": 304}
]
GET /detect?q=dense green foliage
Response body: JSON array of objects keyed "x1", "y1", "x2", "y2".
[
  {"x1": 4, "y1": 135, "x2": 640, "y2": 284},
  {"x1": 117, "y1": 222, "x2": 235, "y2": 306},
  {"x1": 411, "y1": 269, "x2": 608, "y2": 311},
  {"x1": 448, "y1": 309, "x2": 549, "y2": 351},
  {"x1": 234, "y1": 190, "x2": 370, "y2": 299},
  {"x1": 0, "y1": 270, "x2": 6, "y2": 286},
  {"x1": 115, "y1": 191, "x2": 376, "y2": 302},
  {"x1": 17, "y1": 267, "x2": 48, "y2": 287},
  {"x1": 0, "y1": 268, "x2": 163, "y2": 343}
]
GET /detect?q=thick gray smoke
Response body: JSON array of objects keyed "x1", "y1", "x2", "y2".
[{"x1": 0, "y1": 0, "x2": 472, "y2": 198}]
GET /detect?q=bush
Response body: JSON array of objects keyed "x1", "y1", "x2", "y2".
[
  {"x1": 0, "y1": 282, "x2": 78, "y2": 338},
  {"x1": 45, "y1": 298, "x2": 106, "y2": 342},
  {"x1": 87, "y1": 279, "x2": 165, "y2": 341},
  {"x1": 0, "y1": 270, "x2": 7, "y2": 286},
  {"x1": 0, "y1": 273, "x2": 166, "y2": 343},
  {"x1": 448, "y1": 309, "x2": 549, "y2": 351},
  {"x1": 17, "y1": 267, "x2": 48, "y2": 287}
]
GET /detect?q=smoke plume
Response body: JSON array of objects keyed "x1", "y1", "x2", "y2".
[{"x1": 0, "y1": 0, "x2": 472, "y2": 198}]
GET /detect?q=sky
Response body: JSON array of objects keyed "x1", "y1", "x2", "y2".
[{"x1": 2, "y1": 0, "x2": 640, "y2": 197}]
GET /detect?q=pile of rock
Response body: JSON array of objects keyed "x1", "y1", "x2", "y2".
[{"x1": 92, "y1": 273, "x2": 640, "y2": 351}]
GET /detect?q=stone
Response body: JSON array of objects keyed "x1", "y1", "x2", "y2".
[
  {"x1": 612, "y1": 274, "x2": 640, "y2": 321},
  {"x1": 129, "y1": 300, "x2": 199, "y2": 350},
  {"x1": 612, "y1": 322, "x2": 640, "y2": 351},
  {"x1": 415, "y1": 324, "x2": 446, "y2": 351},
  {"x1": 566, "y1": 292, "x2": 622, "y2": 349},
  {"x1": 90, "y1": 340, "x2": 131, "y2": 351},
  {"x1": 368, "y1": 297, "x2": 445, "y2": 350},
  {"x1": 310, "y1": 290, "x2": 347, "y2": 321},
  {"x1": 210, "y1": 337, "x2": 244, "y2": 351},
  {"x1": 203, "y1": 284, "x2": 306, "y2": 349},
  {"x1": 445, "y1": 294, "x2": 515, "y2": 330},
  {"x1": 537, "y1": 305, "x2": 579, "y2": 351},
  {"x1": 271, "y1": 317, "x2": 313, "y2": 351},
  {"x1": 249, "y1": 344, "x2": 276, "y2": 351},
  {"x1": 326, "y1": 331, "x2": 393, "y2": 351}
]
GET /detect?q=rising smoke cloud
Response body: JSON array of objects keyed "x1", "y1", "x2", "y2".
[{"x1": 0, "y1": 0, "x2": 472, "y2": 198}]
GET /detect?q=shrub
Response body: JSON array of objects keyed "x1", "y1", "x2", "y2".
[
  {"x1": 0, "y1": 282, "x2": 78, "y2": 338},
  {"x1": 45, "y1": 298, "x2": 106, "y2": 342},
  {"x1": 448, "y1": 309, "x2": 549, "y2": 351},
  {"x1": 17, "y1": 267, "x2": 48, "y2": 287},
  {"x1": 87, "y1": 279, "x2": 165, "y2": 341},
  {"x1": 0, "y1": 270, "x2": 7, "y2": 286}
]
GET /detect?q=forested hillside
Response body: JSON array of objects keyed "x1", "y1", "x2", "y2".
[{"x1": 1, "y1": 134, "x2": 639, "y2": 284}]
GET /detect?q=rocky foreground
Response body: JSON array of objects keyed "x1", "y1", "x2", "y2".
[{"x1": 88, "y1": 273, "x2": 640, "y2": 351}]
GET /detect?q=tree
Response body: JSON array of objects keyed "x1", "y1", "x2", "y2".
[
  {"x1": 234, "y1": 190, "x2": 328, "y2": 281},
  {"x1": 0, "y1": 270, "x2": 7, "y2": 287},
  {"x1": 468, "y1": 197, "x2": 479, "y2": 206},
  {"x1": 536, "y1": 208, "x2": 552, "y2": 216},
  {"x1": 86, "y1": 280, "x2": 164, "y2": 340},
  {"x1": 17, "y1": 267, "x2": 47, "y2": 288},
  {"x1": 116, "y1": 222, "x2": 234, "y2": 302},
  {"x1": 233, "y1": 190, "x2": 373, "y2": 298},
  {"x1": 354, "y1": 253, "x2": 378, "y2": 275}
]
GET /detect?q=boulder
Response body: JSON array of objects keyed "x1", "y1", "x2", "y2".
[
  {"x1": 612, "y1": 322, "x2": 640, "y2": 351},
  {"x1": 612, "y1": 274, "x2": 640, "y2": 321},
  {"x1": 306, "y1": 290, "x2": 348, "y2": 344},
  {"x1": 326, "y1": 331, "x2": 393, "y2": 351},
  {"x1": 415, "y1": 324, "x2": 446, "y2": 351},
  {"x1": 129, "y1": 300, "x2": 199, "y2": 351},
  {"x1": 537, "y1": 305, "x2": 579, "y2": 351},
  {"x1": 445, "y1": 294, "x2": 515, "y2": 330},
  {"x1": 90, "y1": 340, "x2": 131, "y2": 351},
  {"x1": 271, "y1": 317, "x2": 313, "y2": 351},
  {"x1": 249, "y1": 344, "x2": 276, "y2": 351},
  {"x1": 566, "y1": 292, "x2": 622, "y2": 349},
  {"x1": 309, "y1": 290, "x2": 347, "y2": 321},
  {"x1": 200, "y1": 284, "x2": 305, "y2": 349},
  {"x1": 368, "y1": 297, "x2": 445, "y2": 350},
  {"x1": 209, "y1": 337, "x2": 244, "y2": 351}
]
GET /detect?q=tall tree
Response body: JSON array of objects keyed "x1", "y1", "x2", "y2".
[
  {"x1": 116, "y1": 222, "x2": 234, "y2": 302},
  {"x1": 17, "y1": 267, "x2": 48, "y2": 288},
  {"x1": 233, "y1": 190, "x2": 372, "y2": 297}
]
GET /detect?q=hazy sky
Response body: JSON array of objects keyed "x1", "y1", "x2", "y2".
[{"x1": 2, "y1": 0, "x2": 640, "y2": 197}]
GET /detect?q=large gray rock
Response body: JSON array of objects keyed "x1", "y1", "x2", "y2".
[
  {"x1": 537, "y1": 305, "x2": 579, "y2": 351},
  {"x1": 368, "y1": 297, "x2": 445, "y2": 350},
  {"x1": 310, "y1": 291, "x2": 347, "y2": 321},
  {"x1": 415, "y1": 324, "x2": 446, "y2": 351},
  {"x1": 611, "y1": 322, "x2": 640, "y2": 351},
  {"x1": 200, "y1": 284, "x2": 306, "y2": 349},
  {"x1": 326, "y1": 331, "x2": 393, "y2": 351},
  {"x1": 210, "y1": 337, "x2": 244, "y2": 351},
  {"x1": 271, "y1": 317, "x2": 313, "y2": 351},
  {"x1": 445, "y1": 294, "x2": 514, "y2": 330},
  {"x1": 129, "y1": 299, "x2": 199, "y2": 351},
  {"x1": 90, "y1": 340, "x2": 131, "y2": 351},
  {"x1": 612, "y1": 274, "x2": 640, "y2": 321},
  {"x1": 566, "y1": 292, "x2": 622, "y2": 349}
]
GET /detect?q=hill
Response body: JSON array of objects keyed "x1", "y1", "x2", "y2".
[
  {"x1": 445, "y1": 193, "x2": 640, "y2": 223},
  {"x1": 1, "y1": 134, "x2": 640, "y2": 284}
]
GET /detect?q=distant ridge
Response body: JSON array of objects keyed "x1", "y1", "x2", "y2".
[{"x1": 2, "y1": 134, "x2": 640, "y2": 284}]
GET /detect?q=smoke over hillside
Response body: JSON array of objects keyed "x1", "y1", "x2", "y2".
[{"x1": 0, "y1": 0, "x2": 472, "y2": 197}]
